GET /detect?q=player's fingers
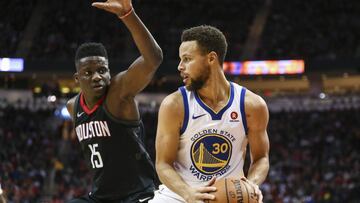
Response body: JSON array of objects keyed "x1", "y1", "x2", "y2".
[
  {"x1": 241, "y1": 178, "x2": 263, "y2": 203},
  {"x1": 196, "y1": 186, "x2": 217, "y2": 193},
  {"x1": 252, "y1": 184, "x2": 263, "y2": 203},
  {"x1": 206, "y1": 176, "x2": 216, "y2": 186},
  {"x1": 92, "y1": 2, "x2": 110, "y2": 10},
  {"x1": 240, "y1": 177, "x2": 248, "y2": 182},
  {"x1": 241, "y1": 177, "x2": 258, "y2": 190},
  {"x1": 195, "y1": 193, "x2": 215, "y2": 200}
]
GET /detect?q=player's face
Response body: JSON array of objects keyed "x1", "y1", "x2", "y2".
[
  {"x1": 75, "y1": 58, "x2": 111, "y2": 98},
  {"x1": 178, "y1": 41, "x2": 210, "y2": 91}
]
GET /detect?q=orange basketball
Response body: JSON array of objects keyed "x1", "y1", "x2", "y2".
[{"x1": 205, "y1": 178, "x2": 259, "y2": 203}]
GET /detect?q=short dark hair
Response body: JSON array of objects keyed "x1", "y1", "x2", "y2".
[
  {"x1": 181, "y1": 25, "x2": 228, "y2": 65},
  {"x1": 75, "y1": 42, "x2": 108, "y2": 62}
]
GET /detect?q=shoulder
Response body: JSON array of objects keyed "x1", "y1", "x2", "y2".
[
  {"x1": 244, "y1": 89, "x2": 268, "y2": 113},
  {"x1": 244, "y1": 89, "x2": 269, "y2": 129},
  {"x1": 66, "y1": 96, "x2": 77, "y2": 120},
  {"x1": 158, "y1": 90, "x2": 185, "y2": 122},
  {"x1": 160, "y1": 90, "x2": 183, "y2": 111},
  {"x1": 157, "y1": 90, "x2": 185, "y2": 133},
  {"x1": 108, "y1": 71, "x2": 127, "y2": 93},
  {"x1": 110, "y1": 70, "x2": 127, "y2": 84},
  {"x1": 66, "y1": 95, "x2": 77, "y2": 109}
]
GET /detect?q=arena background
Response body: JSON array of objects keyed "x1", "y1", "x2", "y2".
[{"x1": 1, "y1": 0, "x2": 359, "y2": 202}]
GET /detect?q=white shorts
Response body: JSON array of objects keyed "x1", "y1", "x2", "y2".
[{"x1": 148, "y1": 184, "x2": 186, "y2": 203}]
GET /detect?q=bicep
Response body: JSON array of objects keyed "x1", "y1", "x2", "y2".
[
  {"x1": 247, "y1": 95, "x2": 270, "y2": 161},
  {"x1": 116, "y1": 57, "x2": 156, "y2": 97},
  {"x1": 248, "y1": 129, "x2": 269, "y2": 162},
  {"x1": 155, "y1": 96, "x2": 183, "y2": 166}
]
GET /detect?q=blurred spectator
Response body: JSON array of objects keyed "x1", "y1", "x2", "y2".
[
  {"x1": 3, "y1": 1, "x2": 360, "y2": 61},
  {"x1": 257, "y1": 0, "x2": 360, "y2": 60},
  {"x1": 27, "y1": 0, "x2": 263, "y2": 61},
  {"x1": 0, "y1": 0, "x2": 36, "y2": 57}
]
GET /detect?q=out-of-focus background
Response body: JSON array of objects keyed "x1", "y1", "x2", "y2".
[{"x1": 0, "y1": 0, "x2": 359, "y2": 202}]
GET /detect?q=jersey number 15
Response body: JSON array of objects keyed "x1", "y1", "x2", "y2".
[{"x1": 88, "y1": 144, "x2": 104, "y2": 168}]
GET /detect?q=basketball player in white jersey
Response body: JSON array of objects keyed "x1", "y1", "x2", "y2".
[{"x1": 150, "y1": 25, "x2": 269, "y2": 203}]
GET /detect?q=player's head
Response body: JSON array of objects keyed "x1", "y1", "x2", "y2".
[
  {"x1": 74, "y1": 42, "x2": 111, "y2": 98},
  {"x1": 178, "y1": 25, "x2": 228, "y2": 91}
]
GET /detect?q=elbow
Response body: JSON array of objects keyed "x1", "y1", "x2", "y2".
[
  {"x1": 155, "y1": 161, "x2": 164, "y2": 181},
  {"x1": 253, "y1": 155, "x2": 270, "y2": 170},
  {"x1": 260, "y1": 155, "x2": 270, "y2": 165},
  {"x1": 155, "y1": 159, "x2": 169, "y2": 181},
  {"x1": 143, "y1": 47, "x2": 163, "y2": 71},
  {"x1": 152, "y1": 47, "x2": 163, "y2": 68},
  {"x1": 261, "y1": 156, "x2": 270, "y2": 174},
  {"x1": 263, "y1": 156, "x2": 270, "y2": 170},
  {"x1": 155, "y1": 160, "x2": 164, "y2": 175}
]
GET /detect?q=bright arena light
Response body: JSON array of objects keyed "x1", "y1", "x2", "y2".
[{"x1": 47, "y1": 95, "x2": 57, "y2": 102}]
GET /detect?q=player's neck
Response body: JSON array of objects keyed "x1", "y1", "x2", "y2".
[
  {"x1": 196, "y1": 72, "x2": 230, "y2": 110},
  {"x1": 83, "y1": 94, "x2": 103, "y2": 109}
]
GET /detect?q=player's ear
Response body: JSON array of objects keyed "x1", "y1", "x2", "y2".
[
  {"x1": 208, "y1": 51, "x2": 218, "y2": 64},
  {"x1": 74, "y1": 72, "x2": 79, "y2": 84}
]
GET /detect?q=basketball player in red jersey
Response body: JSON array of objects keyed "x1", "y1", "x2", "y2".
[
  {"x1": 66, "y1": 0, "x2": 162, "y2": 202},
  {"x1": 151, "y1": 25, "x2": 269, "y2": 203}
]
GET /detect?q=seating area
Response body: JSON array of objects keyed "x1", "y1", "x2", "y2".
[
  {"x1": 257, "y1": 0, "x2": 360, "y2": 60},
  {"x1": 1, "y1": 0, "x2": 360, "y2": 202},
  {"x1": 0, "y1": 0, "x2": 36, "y2": 56},
  {"x1": 0, "y1": 95, "x2": 359, "y2": 202}
]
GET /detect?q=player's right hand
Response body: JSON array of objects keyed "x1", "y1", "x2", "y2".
[
  {"x1": 92, "y1": 0, "x2": 132, "y2": 17},
  {"x1": 183, "y1": 177, "x2": 217, "y2": 203}
]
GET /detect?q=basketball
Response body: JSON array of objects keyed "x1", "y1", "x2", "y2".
[{"x1": 205, "y1": 178, "x2": 259, "y2": 203}]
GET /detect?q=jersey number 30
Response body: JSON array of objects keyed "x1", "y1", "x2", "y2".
[{"x1": 88, "y1": 144, "x2": 104, "y2": 168}]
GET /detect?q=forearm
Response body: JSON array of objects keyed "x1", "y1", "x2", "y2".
[
  {"x1": 247, "y1": 156, "x2": 269, "y2": 185},
  {"x1": 157, "y1": 163, "x2": 192, "y2": 199},
  {"x1": 120, "y1": 11, "x2": 163, "y2": 67}
]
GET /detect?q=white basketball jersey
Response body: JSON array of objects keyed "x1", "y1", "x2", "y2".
[{"x1": 174, "y1": 82, "x2": 249, "y2": 187}]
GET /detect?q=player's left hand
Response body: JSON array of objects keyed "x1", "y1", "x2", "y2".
[
  {"x1": 241, "y1": 177, "x2": 263, "y2": 203},
  {"x1": 92, "y1": 0, "x2": 133, "y2": 17}
]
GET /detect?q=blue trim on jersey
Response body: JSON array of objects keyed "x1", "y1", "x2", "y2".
[
  {"x1": 194, "y1": 82, "x2": 234, "y2": 120},
  {"x1": 240, "y1": 87, "x2": 248, "y2": 135},
  {"x1": 180, "y1": 87, "x2": 189, "y2": 134}
]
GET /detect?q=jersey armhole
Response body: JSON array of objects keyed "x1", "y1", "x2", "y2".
[
  {"x1": 240, "y1": 87, "x2": 249, "y2": 136},
  {"x1": 179, "y1": 87, "x2": 189, "y2": 135}
]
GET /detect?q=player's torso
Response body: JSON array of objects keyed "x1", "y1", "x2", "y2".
[
  {"x1": 175, "y1": 83, "x2": 248, "y2": 186},
  {"x1": 73, "y1": 94, "x2": 155, "y2": 199}
]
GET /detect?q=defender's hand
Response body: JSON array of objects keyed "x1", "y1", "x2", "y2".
[{"x1": 92, "y1": 0, "x2": 133, "y2": 17}]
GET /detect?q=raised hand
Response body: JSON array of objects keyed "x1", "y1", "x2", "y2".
[{"x1": 92, "y1": 0, "x2": 133, "y2": 17}]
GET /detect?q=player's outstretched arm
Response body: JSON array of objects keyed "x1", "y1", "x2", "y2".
[
  {"x1": 92, "y1": 0, "x2": 163, "y2": 97},
  {"x1": 155, "y1": 92, "x2": 216, "y2": 203}
]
